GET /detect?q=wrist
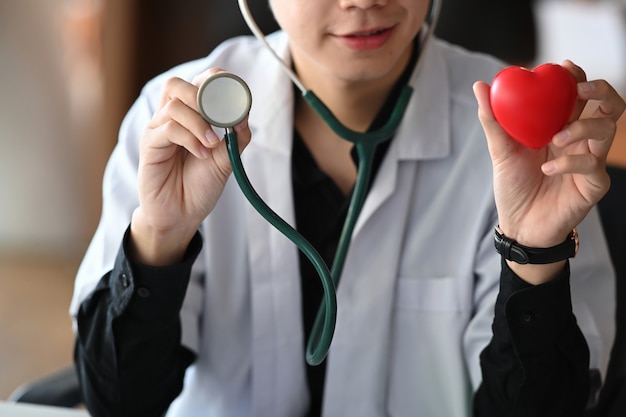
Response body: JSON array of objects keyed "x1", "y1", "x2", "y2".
[
  {"x1": 494, "y1": 226, "x2": 579, "y2": 264},
  {"x1": 506, "y1": 260, "x2": 567, "y2": 285},
  {"x1": 129, "y1": 209, "x2": 198, "y2": 266},
  {"x1": 494, "y1": 225, "x2": 578, "y2": 285}
]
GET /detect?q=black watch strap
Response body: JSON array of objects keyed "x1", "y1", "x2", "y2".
[{"x1": 494, "y1": 226, "x2": 579, "y2": 264}]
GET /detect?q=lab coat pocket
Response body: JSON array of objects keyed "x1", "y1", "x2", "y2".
[
  {"x1": 394, "y1": 275, "x2": 465, "y2": 312},
  {"x1": 387, "y1": 276, "x2": 471, "y2": 417}
]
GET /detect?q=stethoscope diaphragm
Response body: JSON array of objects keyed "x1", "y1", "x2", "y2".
[{"x1": 197, "y1": 72, "x2": 252, "y2": 128}]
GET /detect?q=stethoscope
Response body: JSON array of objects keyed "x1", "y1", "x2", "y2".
[{"x1": 196, "y1": 0, "x2": 441, "y2": 366}]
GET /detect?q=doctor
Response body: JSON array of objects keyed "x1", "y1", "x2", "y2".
[{"x1": 70, "y1": 0, "x2": 625, "y2": 416}]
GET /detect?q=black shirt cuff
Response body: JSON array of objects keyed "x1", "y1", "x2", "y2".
[
  {"x1": 111, "y1": 227, "x2": 203, "y2": 322},
  {"x1": 498, "y1": 259, "x2": 575, "y2": 355}
]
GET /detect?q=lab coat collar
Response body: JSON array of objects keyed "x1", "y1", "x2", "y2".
[
  {"x1": 246, "y1": 31, "x2": 452, "y2": 163},
  {"x1": 395, "y1": 34, "x2": 452, "y2": 161},
  {"x1": 353, "y1": 36, "x2": 452, "y2": 235},
  {"x1": 244, "y1": 32, "x2": 296, "y2": 157}
]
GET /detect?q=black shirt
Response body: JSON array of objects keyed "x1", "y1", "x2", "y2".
[{"x1": 292, "y1": 41, "x2": 413, "y2": 416}]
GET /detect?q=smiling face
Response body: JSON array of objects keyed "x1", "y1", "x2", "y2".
[{"x1": 269, "y1": 0, "x2": 430, "y2": 89}]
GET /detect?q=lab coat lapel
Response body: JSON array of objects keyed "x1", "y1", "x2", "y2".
[
  {"x1": 352, "y1": 36, "x2": 451, "y2": 239},
  {"x1": 241, "y1": 33, "x2": 309, "y2": 417},
  {"x1": 323, "y1": 38, "x2": 452, "y2": 416}
]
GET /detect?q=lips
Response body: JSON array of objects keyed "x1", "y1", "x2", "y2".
[{"x1": 339, "y1": 27, "x2": 394, "y2": 50}]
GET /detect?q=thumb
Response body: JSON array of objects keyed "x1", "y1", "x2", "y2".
[
  {"x1": 209, "y1": 115, "x2": 253, "y2": 177},
  {"x1": 473, "y1": 80, "x2": 519, "y2": 158},
  {"x1": 233, "y1": 116, "x2": 252, "y2": 153}
]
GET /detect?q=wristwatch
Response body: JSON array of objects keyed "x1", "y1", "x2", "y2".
[{"x1": 494, "y1": 225, "x2": 579, "y2": 264}]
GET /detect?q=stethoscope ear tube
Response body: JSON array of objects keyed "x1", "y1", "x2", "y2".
[
  {"x1": 302, "y1": 87, "x2": 413, "y2": 144},
  {"x1": 225, "y1": 128, "x2": 338, "y2": 365}
]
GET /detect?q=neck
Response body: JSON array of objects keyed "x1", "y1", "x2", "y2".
[
  {"x1": 302, "y1": 82, "x2": 388, "y2": 133},
  {"x1": 290, "y1": 43, "x2": 413, "y2": 194},
  {"x1": 291, "y1": 48, "x2": 412, "y2": 133}
]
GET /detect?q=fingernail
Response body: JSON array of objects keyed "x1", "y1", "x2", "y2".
[
  {"x1": 578, "y1": 82, "x2": 595, "y2": 94},
  {"x1": 553, "y1": 130, "x2": 569, "y2": 145},
  {"x1": 205, "y1": 130, "x2": 219, "y2": 145},
  {"x1": 542, "y1": 161, "x2": 556, "y2": 175}
]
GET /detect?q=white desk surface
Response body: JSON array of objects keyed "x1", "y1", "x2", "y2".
[{"x1": 0, "y1": 402, "x2": 89, "y2": 416}]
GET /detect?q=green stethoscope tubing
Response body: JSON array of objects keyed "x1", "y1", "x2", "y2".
[
  {"x1": 224, "y1": 87, "x2": 413, "y2": 365},
  {"x1": 303, "y1": 85, "x2": 413, "y2": 286},
  {"x1": 225, "y1": 127, "x2": 336, "y2": 365}
]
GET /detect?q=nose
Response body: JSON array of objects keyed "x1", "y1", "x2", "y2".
[{"x1": 339, "y1": 0, "x2": 387, "y2": 10}]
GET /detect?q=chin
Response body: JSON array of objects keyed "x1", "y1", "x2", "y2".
[{"x1": 334, "y1": 61, "x2": 405, "y2": 85}]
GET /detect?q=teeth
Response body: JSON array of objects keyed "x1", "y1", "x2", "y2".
[{"x1": 352, "y1": 29, "x2": 384, "y2": 37}]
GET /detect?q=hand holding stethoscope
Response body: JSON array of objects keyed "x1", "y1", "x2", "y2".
[
  {"x1": 132, "y1": 67, "x2": 341, "y2": 366},
  {"x1": 129, "y1": 69, "x2": 253, "y2": 267}
]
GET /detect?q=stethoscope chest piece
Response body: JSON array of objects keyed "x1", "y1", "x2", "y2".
[{"x1": 197, "y1": 72, "x2": 252, "y2": 128}]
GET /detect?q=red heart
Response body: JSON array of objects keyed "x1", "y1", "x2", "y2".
[{"x1": 490, "y1": 63, "x2": 577, "y2": 149}]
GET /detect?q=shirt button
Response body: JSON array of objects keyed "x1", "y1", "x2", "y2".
[
  {"x1": 120, "y1": 274, "x2": 130, "y2": 288},
  {"x1": 137, "y1": 287, "x2": 151, "y2": 298},
  {"x1": 520, "y1": 311, "x2": 535, "y2": 324}
]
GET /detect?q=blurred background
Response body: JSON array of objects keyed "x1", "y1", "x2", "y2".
[
  {"x1": 0, "y1": 0, "x2": 624, "y2": 402},
  {"x1": 0, "y1": 0, "x2": 278, "y2": 399}
]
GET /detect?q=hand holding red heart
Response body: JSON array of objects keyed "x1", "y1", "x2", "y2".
[{"x1": 473, "y1": 60, "x2": 625, "y2": 284}]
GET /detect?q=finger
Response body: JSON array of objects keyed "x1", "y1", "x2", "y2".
[
  {"x1": 577, "y1": 79, "x2": 626, "y2": 122},
  {"x1": 541, "y1": 153, "x2": 610, "y2": 193},
  {"x1": 159, "y1": 77, "x2": 199, "y2": 111},
  {"x1": 561, "y1": 60, "x2": 588, "y2": 121},
  {"x1": 205, "y1": 116, "x2": 253, "y2": 177},
  {"x1": 210, "y1": 116, "x2": 253, "y2": 165},
  {"x1": 151, "y1": 97, "x2": 221, "y2": 148},
  {"x1": 233, "y1": 117, "x2": 251, "y2": 152},
  {"x1": 192, "y1": 67, "x2": 227, "y2": 87},
  {"x1": 144, "y1": 119, "x2": 211, "y2": 160},
  {"x1": 553, "y1": 117, "x2": 616, "y2": 157},
  {"x1": 561, "y1": 59, "x2": 587, "y2": 84}
]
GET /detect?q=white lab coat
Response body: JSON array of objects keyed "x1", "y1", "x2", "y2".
[{"x1": 70, "y1": 31, "x2": 616, "y2": 417}]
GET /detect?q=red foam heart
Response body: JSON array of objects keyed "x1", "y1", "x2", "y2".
[{"x1": 490, "y1": 63, "x2": 577, "y2": 149}]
